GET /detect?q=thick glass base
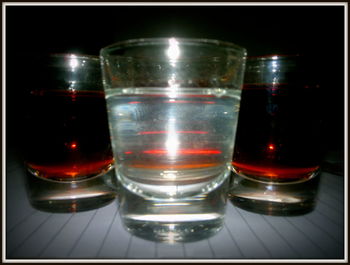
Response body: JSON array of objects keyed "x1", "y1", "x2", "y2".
[
  {"x1": 26, "y1": 168, "x2": 118, "y2": 213},
  {"x1": 118, "y1": 177, "x2": 229, "y2": 243},
  {"x1": 123, "y1": 219, "x2": 223, "y2": 243},
  {"x1": 117, "y1": 165, "x2": 231, "y2": 200},
  {"x1": 229, "y1": 171, "x2": 320, "y2": 216}
]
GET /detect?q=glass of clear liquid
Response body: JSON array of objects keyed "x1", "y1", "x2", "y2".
[{"x1": 100, "y1": 38, "x2": 246, "y2": 242}]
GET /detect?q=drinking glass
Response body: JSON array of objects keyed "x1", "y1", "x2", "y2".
[
  {"x1": 100, "y1": 38, "x2": 246, "y2": 242},
  {"x1": 24, "y1": 54, "x2": 117, "y2": 212},
  {"x1": 230, "y1": 55, "x2": 322, "y2": 215}
]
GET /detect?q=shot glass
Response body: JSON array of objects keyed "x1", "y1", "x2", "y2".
[
  {"x1": 230, "y1": 55, "x2": 322, "y2": 215},
  {"x1": 23, "y1": 54, "x2": 117, "y2": 212},
  {"x1": 100, "y1": 38, "x2": 246, "y2": 242}
]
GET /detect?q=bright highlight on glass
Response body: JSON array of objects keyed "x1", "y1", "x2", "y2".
[
  {"x1": 68, "y1": 54, "x2": 79, "y2": 71},
  {"x1": 166, "y1": 37, "x2": 180, "y2": 62}
]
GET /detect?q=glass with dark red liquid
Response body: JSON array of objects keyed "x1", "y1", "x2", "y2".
[
  {"x1": 230, "y1": 55, "x2": 322, "y2": 215},
  {"x1": 23, "y1": 54, "x2": 116, "y2": 212},
  {"x1": 25, "y1": 89, "x2": 114, "y2": 181}
]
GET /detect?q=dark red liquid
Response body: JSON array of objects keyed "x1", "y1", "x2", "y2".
[
  {"x1": 24, "y1": 89, "x2": 114, "y2": 181},
  {"x1": 232, "y1": 83, "x2": 321, "y2": 182}
]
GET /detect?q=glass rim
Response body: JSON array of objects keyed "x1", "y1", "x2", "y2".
[{"x1": 100, "y1": 37, "x2": 246, "y2": 57}]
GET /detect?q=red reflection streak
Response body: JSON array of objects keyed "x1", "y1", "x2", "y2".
[
  {"x1": 232, "y1": 161, "x2": 319, "y2": 179},
  {"x1": 28, "y1": 159, "x2": 114, "y2": 178},
  {"x1": 138, "y1": 131, "x2": 208, "y2": 135},
  {"x1": 128, "y1": 101, "x2": 142, "y2": 104},
  {"x1": 129, "y1": 162, "x2": 220, "y2": 170},
  {"x1": 143, "y1": 149, "x2": 221, "y2": 155},
  {"x1": 124, "y1": 151, "x2": 133, "y2": 154}
]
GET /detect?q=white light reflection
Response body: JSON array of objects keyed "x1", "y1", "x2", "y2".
[
  {"x1": 165, "y1": 117, "x2": 179, "y2": 158},
  {"x1": 166, "y1": 37, "x2": 180, "y2": 63},
  {"x1": 156, "y1": 185, "x2": 178, "y2": 197},
  {"x1": 271, "y1": 57, "x2": 278, "y2": 73},
  {"x1": 168, "y1": 73, "x2": 179, "y2": 88},
  {"x1": 127, "y1": 214, "x2": 221, "y2": 222},
  {"x1": 272, "y1": 77, "x2": 278, "y2": 85},
  {"x1": 161, "y1": 170, "x2": 178, "y2": 180},
  {"x1": 266, "y1": 185, "x2": 274, "y2": 191},
  {"x1": 165, "y1": 38, "x2": 180, "y2": 162},
  {"x1": 69, "y1": 54, "x2": 79, "y2": 72},
  {"x1": 168, "y1": 73, "x2": 179, "y2": 98},
  {"x1": 166, "y1": 38, "x2": 181, "y2": 96},
  {"x1": 153, "y1": 202, "x2": 190, "y2": 206},
  {"x1": 68, "y1": 80, "x2": 76, "y2": 91}
]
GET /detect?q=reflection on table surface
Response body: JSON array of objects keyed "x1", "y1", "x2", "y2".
[{"x1": 5, "y1": 148, "x2": 345, "y2": 260}]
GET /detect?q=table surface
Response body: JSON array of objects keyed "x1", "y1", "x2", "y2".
[{"x1": 4, "y1": 148, "x2": 346, "y2": 262}]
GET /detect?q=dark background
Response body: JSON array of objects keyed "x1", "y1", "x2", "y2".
[{"x1": 5, "y1": 5, "x2": 345, "y2": 172}]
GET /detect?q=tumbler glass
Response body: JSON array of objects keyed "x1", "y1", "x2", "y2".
[
  {"x1": 100, "y1": 38, "x2": 246, "y2": 242},
  {"x1": 230, "y1": 54, "x2": 322, "y2": 215},
  {"x1": 23, "y1": 54, "x2": 117, "y2": 212}
]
